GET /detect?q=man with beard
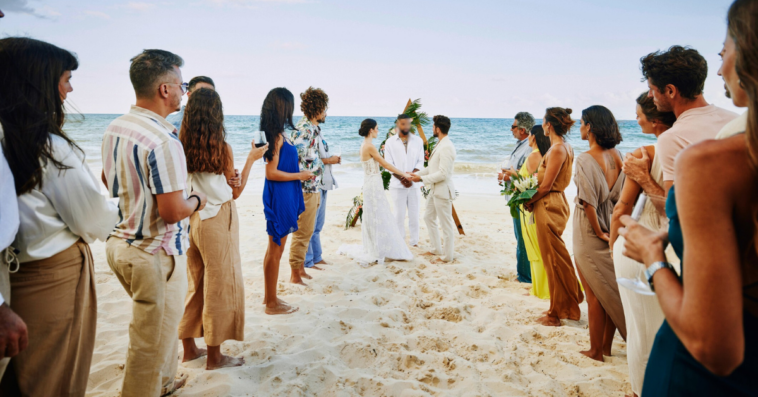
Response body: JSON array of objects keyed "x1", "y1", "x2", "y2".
[
  {"x1": 384, "y1": 114, "x2": 425, "y2": 247},
  {"x1": 290, "y1": 87, "x2": 340, "y2": 284},
  {"x1": 624, "y1": 46, "x2": 736, "y2": 199}
]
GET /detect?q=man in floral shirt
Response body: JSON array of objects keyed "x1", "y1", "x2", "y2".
[{"x1": 289, "y1": 87, "x2": 339, "y2": 284}]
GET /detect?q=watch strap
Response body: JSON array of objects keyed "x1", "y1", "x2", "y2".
[{"x1": 644, "y1": 261, "x2": 675, "y2": 292}]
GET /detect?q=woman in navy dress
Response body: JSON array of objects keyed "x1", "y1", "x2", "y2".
[
  {"x1": 260, "y1": 88, "x2": 312, "y2": 315},
  {"x1": 619, "y1": 2, "x2": 758, "y2": 394}
]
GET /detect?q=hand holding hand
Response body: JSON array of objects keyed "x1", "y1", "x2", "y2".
[
  {"x1": 0, "y1": 304, "x2": 28, "y2": 360},
  {"x1": 623, "y1": 147, "x2": 652, "y2": 185},
  {"x1": 618, "y1": 215, "x2": 668, "y2": 265},
  {"x1": 228, "y1": 169, "x2": 242, "y2": 188},
  {"x1": 251, "y1": 141, "x2": 269, "y2": 162},
  {"x1": 409, "y1": 173, "x2": 422, "y2": 183}
]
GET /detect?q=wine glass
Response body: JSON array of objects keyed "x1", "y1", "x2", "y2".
[
  {"x1": 254, "y1": 131, "x2": 267, "y2": 148},
  {"x1": 304, "y1": 147, "x2": 317, "y2": 170},
  {"x1": 616, "y1": 193, "x2": 668, "y2": 296},
  {"x1": 333, "y1": 145, "x2": 342, "y2": 165}
]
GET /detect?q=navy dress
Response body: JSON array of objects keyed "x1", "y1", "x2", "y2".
[
  {"x1": 263, "y1": 136, "x2": 305, "y2": 246},
  {"x1": 642, "y1": 186, "x2": 758, "y2": 396}
]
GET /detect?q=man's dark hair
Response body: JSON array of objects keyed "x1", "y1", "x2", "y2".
[
  {"x1": 640, "y1": 45, "x2": 707, "y2": 100},
  {"x1": 397, "y1": 114, "x2": 411, "y2": 121},
  {"x1": 433, "y1": 115, "x2": 451, "y2": 135},
  {"x1": 129, "y1": 49, "x2": 184, "y2": 99},
  {"x1": 188, "y1": 75, "x2": 214, "y2": 92}
]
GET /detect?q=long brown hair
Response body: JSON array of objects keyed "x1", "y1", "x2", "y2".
[
  {"x1": 0, "y1": 37, "x2": 82, "y2": 194},
  {"x1": 544, "y1": 107, "x2": 575, "y2": 137},
  {"x1": 729, "y1": 0, "x2": 758, "y2": 171},
  {"x1": 179, "y1": 88, "x2": 228, "y2": 174}
]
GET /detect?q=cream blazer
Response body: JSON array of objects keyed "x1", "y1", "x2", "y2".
[{"x1": 417, "y1": 136, "x2": 456, "y2": 199}]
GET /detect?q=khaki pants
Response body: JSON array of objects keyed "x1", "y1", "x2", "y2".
[
  {"x1": 179, "y1": 201, "x2": 244, "y2": 346},
  {"x1": 289, "y1": 192, "x2": 321, "y2": 269},
  {"x1": 0, "y1": 241, "x2": 97, "y2": 397},
  {"x1": 0, "y1": 253, "x2": 10, "y2": 380},
  {"x1": 106, "y1": 238, "x2": 188, "y2": 397}
]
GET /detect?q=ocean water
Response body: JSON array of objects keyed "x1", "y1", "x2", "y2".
[{"x1": 65, "y1": 114, "x2": 655, "y2": 196}]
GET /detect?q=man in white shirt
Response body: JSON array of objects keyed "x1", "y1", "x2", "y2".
[
  {"x1": 0, "y1": 140, "x2": 27, "y2": 380},
  {"x1": 384, "y1": 114, "x2": 425, "y2": 247}
]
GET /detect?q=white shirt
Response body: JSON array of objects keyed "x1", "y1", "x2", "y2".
[
  {"x1": 0, "y1": 137, "x2": 19, "y2": 307},
  {"x1": 384, "y1": 133, "x2": 425, "y2": 189},
  {"x1": 11, "y1": 134, "x2": 118, "y2": 263},
  {"x1": 189, "y1": 172, "x2": 233, "y2": 220}
]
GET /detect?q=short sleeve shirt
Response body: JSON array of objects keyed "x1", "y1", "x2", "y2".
[{"x1": 101, "y1": 105, "x2": 190, "y2": 255}]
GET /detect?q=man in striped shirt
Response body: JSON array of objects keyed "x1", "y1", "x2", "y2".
[{"x1": 101, "y1": 49, "x2": 207, "y2": 397}]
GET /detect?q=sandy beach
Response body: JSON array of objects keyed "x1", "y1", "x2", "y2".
[{"x1": 83, "y1": 187, "x2": 632, "y2": 397}]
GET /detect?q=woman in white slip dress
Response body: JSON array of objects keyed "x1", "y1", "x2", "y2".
[{"x1": 339, "y1": 119, "x2": 414, "y2": 266}]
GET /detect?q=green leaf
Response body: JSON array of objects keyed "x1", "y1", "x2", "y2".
[{"x1": 509, "y1": 205, "x2": 520, "y2": 219}]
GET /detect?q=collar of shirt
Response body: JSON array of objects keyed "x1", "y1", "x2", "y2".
[
  {"x1": 512, "y1": 137, "x2": 528, "y2": 153},
  {"x1": 129, "y1": 105, "x2": 179, "y2": 136}
]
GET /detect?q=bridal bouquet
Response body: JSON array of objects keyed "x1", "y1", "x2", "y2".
[
  {"x1": 345, "y1": 192, "x2": 364, "y2": 229},
  {"x1": 504, "y1": 174, "x2": 539, "y2": 219}
]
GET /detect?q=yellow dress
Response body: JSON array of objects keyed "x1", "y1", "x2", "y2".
[{"x1": 519, "y1": 150, "x2": 550, "y2": 299}]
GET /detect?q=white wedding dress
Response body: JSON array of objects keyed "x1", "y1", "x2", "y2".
[{"x1": 339, "y1": 158, "x2": 413, "y2": 266}]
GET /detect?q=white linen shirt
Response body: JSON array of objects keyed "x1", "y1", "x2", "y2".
[
  {"x1": 384, "y1": 133, "x2": 425, "y2": 189},
  {"x1": 11, "y1": 134, "x2": 118, "y2": 263},
  {"x1": 0, "y1": 136, "x2": 19, "y2": 307}
]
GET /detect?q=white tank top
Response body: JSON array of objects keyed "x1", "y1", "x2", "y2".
[{"x1": 189, "y1": 172, "x2": 233, "y2": 220}]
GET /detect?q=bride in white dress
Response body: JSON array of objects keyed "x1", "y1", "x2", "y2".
[{"x1": 339, "y1": 119, "x2": 415, "y2": 266}]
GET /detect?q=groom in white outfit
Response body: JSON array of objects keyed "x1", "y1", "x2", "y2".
[
  {"x1": 411, "y1": 115, "x2": 456, "y2": 263},
  {"x1": 384, "y1": 114, "x2": 425, "y2": 247}
]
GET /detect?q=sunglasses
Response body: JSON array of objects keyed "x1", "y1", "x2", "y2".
[{"x1": 511, "y1": 125, "x2": 518, "y2": 130}]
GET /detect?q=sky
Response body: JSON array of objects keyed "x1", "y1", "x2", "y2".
[{"x1": 0, "y1": 0, "x2": 742, "y2": 119}]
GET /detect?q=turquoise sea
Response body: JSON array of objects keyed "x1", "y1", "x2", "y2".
[{"x1": 65, "y1": 114, "x2": 655, "y2": 196}]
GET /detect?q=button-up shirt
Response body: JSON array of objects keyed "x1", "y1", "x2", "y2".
[
  {"x1": 384, "y1": 132, "x2": 425, "y2": 189},
  {"x1": 102, "y1": 105, "x2": 190, "y2": 255},
  {"x1": 291, "y1": 117, "x2": 324, "y2": 194},
  {"x1": 316, "y1": 128, "x2": 338, "y2": 191},
  {"x1": 503, "y1": 138, "x2": 532, "y2": 201},
  {"x1": 167, "y1": 105, "x2": 184, "y2": 132}
]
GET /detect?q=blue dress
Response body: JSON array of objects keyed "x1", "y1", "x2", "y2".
[
  {"x1": 263, "y1": 136, "x2": 305, "y2": 246},
  {"x1": 642, "y1": 186, "x2": 758, "y2": 396}
]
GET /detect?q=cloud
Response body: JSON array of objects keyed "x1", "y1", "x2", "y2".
[
  {"x1": 123, "y1": 2, "x2": 156, "y2": 12},
  {"x1": 1, "y1": 0, "x2": 59, "y2": 19},
  {"x1": 83, "y1": 10, "x2": 111, "y2": 20}
]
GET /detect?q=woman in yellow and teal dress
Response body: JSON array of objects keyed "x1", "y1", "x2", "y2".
[{"x1": 507, "y1": 125, "x2": 552, "y2": 299}]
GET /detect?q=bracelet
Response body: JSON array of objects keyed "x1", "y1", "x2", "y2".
[{"x1": 189, "y1": 194, "x2": 202, "y2": 212}]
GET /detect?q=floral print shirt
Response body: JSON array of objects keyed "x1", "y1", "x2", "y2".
[{"x1": 291, "y1": 117, "x2": 324, "y2": 194}]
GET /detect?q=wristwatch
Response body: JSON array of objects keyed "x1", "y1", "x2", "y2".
[{"x1": 644, "y1": 261, "x2": 675, "y2": 292}]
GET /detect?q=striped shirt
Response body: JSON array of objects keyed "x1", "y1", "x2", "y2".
[{"x1": 101, "y1": 105, "x2": 189, "y2": 255}]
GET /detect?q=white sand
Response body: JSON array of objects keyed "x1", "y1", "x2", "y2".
[{"x1": 86, "y1": 188, "x2": 632, "y2": 396}]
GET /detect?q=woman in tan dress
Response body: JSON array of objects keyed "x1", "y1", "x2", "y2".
[
  {"x1": 608, "y1": 92, "x2": 675, "y2": 395},
  {"x1": 178, "y1": 89, "x2": 268, "y2": 370},
  {"x1": 526, "y1": 107, "x2": 584, "y2": 326},
  {"x1": 573, "y1": 105, "x2": 626, "y2": 362}
]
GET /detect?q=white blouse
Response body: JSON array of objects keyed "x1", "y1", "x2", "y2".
[
  {"x1": 189, "y1": 172, "x2": 233, "y2": 220},
  {"x1": 10, "y1": 134, "x2": 118, "y2": 263}
]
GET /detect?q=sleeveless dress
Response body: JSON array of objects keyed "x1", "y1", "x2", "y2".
[
  {"x1": 264, "y1": 135, "x2": 306, "y2": 246},
  {"x1": 519, "y1": 150, "x2": 549, "y2": 299},
  {"x1": 339, "y1": 158, "x2": 413, "y2": 266},
  {"x1": 533, "y1": 144, "x2": 584, "y2": 321},
  {"x1": 613, "y1": 145, "x2": 666, "y2": 395},
  {"x1": 573, "y1": 151, "x2": 627, "y2": 339},
  {"x1": 642, "y1": 186, "x2": 758, "y2": 396}
]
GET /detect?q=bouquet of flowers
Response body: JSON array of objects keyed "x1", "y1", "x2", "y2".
[
  {"x1": 503, "y1": 173, "x2": 539, "y2": 219},
  {"x1": 345, "y1": 192, "x2": 364, "y2": 229}
]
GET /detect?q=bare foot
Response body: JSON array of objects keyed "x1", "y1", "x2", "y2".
[
  {"x1": 182, "y1": 347, "x2": 207, "y2": 363},
  {"x1": 265, "y1": 299, "x2": 299, "y2": 315},
  {"x1": 311, "y1": 265, "x2": 325, "y2": 271},
  {"x1": 421, "y1": 252, "x2": 436, "y2": 257},
  {"x1": 315, "y1": 259, "x2": 328, "y2": 265},
  {"x1": 161, "y1": 374, "x2": 188, "y2": 396},
  {"x1": 580, "y1": 349, "x2": 604, "y2": 362},
  {"x1": 290, "y1": 268, "x2": 309, "y2": 285},
  {"x1": 523, "y1": 292, "x2": 531, "y2": 296},
  {"x1": 536, "y1": 315, "x2": 562, "y2": 327},
  {"x1": 430, "y1": 258, "x2": 451, "y2": 264},
  {"x1": 207, "y1": 354, "x2": 245, "y2": 370}
]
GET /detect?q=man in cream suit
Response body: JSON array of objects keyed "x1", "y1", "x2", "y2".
[{"x1": 410, "y1": 115, "x2": 456, "y2": 263}]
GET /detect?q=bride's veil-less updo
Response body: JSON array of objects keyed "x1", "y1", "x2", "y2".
[{"x1": 359, "y1": 119, "x2": 377, "y2": 137}]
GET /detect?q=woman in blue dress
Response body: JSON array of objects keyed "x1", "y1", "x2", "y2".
[
  {"x1": 260, "y1": 88, "x2": 313, "y2": 315},
  {"x1": 619, "y1": 2, "x2": 758, "y2": 394}
]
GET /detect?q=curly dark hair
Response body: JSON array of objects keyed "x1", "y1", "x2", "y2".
[
  {"x1": 544, "y1": 107, "x2": 575, "y2": 137},
  {"x1": 300, "y1": 86, "x2": 329, "y2": 121},
  {"x1": 581, "y1": 105, "x2": 623, "y2": 150},
  {"x1": 179, "y1": 88, "x2": 228, "y2": 175},
  {"x1": 433, "y1": 115, "x2": 451, "y2": 134},
  {"x1": 640, "y1": 45, "x2": 707, "y2": 100},
  {"x1": 636, "y1": 91, "x2": 676, "y2": 127}
]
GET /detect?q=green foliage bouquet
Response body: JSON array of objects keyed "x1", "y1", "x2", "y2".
[{"x1": 503, "y1": 173, "x2": 539, "y2": 218}]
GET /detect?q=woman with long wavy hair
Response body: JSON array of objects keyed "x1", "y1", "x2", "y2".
[
  {"x1": 0, "y1": 37, "x2": 117, "y2": 396},
  {"x1": 620, "y1": 0, "x2": 758, "y2": 394},
  {"x1": 260, "y1": 88, "x2": 313, "y2": 315},
  {"x1": 177, "y1": 88, "x2": 267, "y2": 369}
]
